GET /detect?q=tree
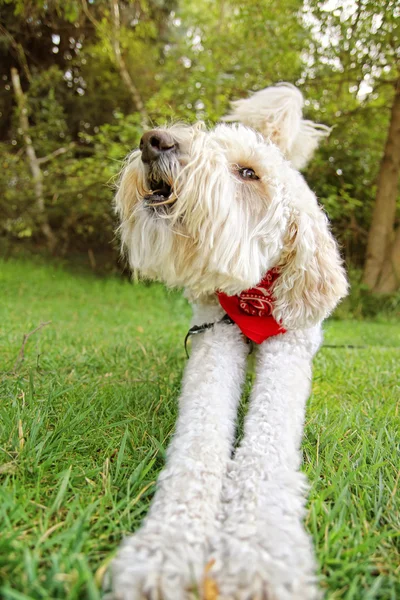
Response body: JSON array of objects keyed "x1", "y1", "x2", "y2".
[
  {"x1": 81, "y1": 0, "x2": 148, "y2": 125},
  {"x1": 363, "y1": 77, "x2": 400, "y2": 292},
  {"x1": 147, "y1": 0, "x2": 310, "y2": 123},
  {"x1": 1, "y1": 0, "x2": 398, "y2": 289},
  {"x1": 0, "y1": 0, "x2": 174, "y2": 256},
  {"x1": 306, "y1": 0, "x2": 400, "y2": 292},
  {"x1": 10, "y1": 67, "x2": 57, "y2": 251}
]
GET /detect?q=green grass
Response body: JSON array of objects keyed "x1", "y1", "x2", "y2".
[{"x1": 0, "y1": 259, "x2": 399, "y2": 600}]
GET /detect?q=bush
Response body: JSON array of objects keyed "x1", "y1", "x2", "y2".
[{"x1": 334, "y1": 269, "x2": 400, "y2": 320}]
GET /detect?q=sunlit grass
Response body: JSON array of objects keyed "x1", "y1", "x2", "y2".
[{"x1": 0, "y1": 259, "x2": 399, "y2": 599}]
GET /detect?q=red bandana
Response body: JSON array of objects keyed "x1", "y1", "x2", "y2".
[{"x1": 217, "y1": 269, "x2": 286, "y2": 344}]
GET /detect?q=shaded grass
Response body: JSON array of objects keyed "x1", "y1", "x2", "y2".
[{"x1": 0, "y1": 259, "x2": 399, "y2": 599}]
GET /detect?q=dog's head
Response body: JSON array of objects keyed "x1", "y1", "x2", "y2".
[{"x1": 116, "y1": 90, "x2": 347, "y2": 329}]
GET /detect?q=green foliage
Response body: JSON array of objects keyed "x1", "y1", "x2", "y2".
[
  {"x1": 0, "y1": 145, "x2": 36, "y2": 241},
  {"x1": 1, "y1": 75, "x2": 143, "y2": 253},
  {"x1": 308, "y1": 0, "x2": 399, "y2": 85},
  {"x1": 0, "y1": 259, "x2": 399, "y2": 599},
  {"x1": 305, "y1": 105, "x2": 389, "y2": 265},
  {"x1": 27, "y1": 67, "x2": 71, "y2": 155},
  {"x1": 43, "y1": 114, "x2": 143, "y2": 255},
  {"x1": 147, "y1": 0, "x2": 308, "y2": 122},
  {"x1": 336, "y1": 269, "x2": 400, "y2": 320},
  {"x1": 0, "y1": 0, "x2": 399, "y2": 282},
  {"x1": 303, "y1": 0, "x2": 400, "y2": 265}
]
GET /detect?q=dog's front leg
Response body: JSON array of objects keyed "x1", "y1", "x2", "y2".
[
  {"x1": 110, "y1": 314, "x2": 248, "y2": 600},
  {"x1": 211, "y1": 325, "x2": 323, "y2": 600}
]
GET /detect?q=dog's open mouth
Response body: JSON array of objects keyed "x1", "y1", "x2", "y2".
[{"x1": 144, "y1": 178, "x2": 177, "y2": 208}]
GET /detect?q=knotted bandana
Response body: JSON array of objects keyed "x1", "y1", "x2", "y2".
[{"x1": 217, "y1": 270, "x2": 286, "y2": 344}]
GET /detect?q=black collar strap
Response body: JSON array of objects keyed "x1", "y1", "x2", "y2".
[{"x1": 184, "y1": 314, "x2": 234, "y2": 358}]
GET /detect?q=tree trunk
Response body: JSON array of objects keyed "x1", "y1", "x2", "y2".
[
  {"x1": 374, "y1": 227, "x2": 400, "y2": 293},
  {"x1": 110, "y1": 0, "x2": 148, "y2": 127},
  {"x1": 11, "y1": 67, "x2": 57, "y2": 252},
  {"x1": 81, "y1": 0, "x2": 149, "y2": 127},
  {"x1": 362, "y1": 77, "x2": 400, "y2": 292}
]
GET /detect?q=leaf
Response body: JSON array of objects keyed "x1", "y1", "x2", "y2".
[
  {"x1": 203, "y1": 559, "x2": 219, "y2": 600},
  {"x1": 49, "y1": 466, "x2": 72, "y2": 515}
]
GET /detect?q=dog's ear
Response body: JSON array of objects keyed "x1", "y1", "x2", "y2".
[
  {"x1": 223, "y1": 83, "x2": 330, "y2": 170},
  {"x1": 272, "y1": 205, "x2": 348, "y2": 329}
]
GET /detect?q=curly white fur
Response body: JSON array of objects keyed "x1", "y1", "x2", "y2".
[
  {"x1": 222, "y1": 83, "x2": 331, "y2": 171},
  {"x1": 116, "y1": 123, "x2": 347, "y2": 327},
  {"x1": 209, "y1": 326, "x2": 323, "y2": 600},
  {"x1": 109, "y1": 83, "x2": 348, "y2": 600},
  {"x1": 111, "y1": 316, "x2": 249, "y2": 600}
]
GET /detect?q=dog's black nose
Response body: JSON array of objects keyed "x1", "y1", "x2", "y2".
[{"x1": 140, "y1": 130, "x2": 176, "y2": 163}]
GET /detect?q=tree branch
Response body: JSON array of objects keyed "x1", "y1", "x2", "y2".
[
  {"x1": 81, "y1": 0, "x2": 148, "y2": 126},
  {"x1": 0, "y1": 23, "x2": 31, "y2": 82},
  {"x1": 363, "y1": 76, "x2": 400, "y2": 291},
  {"x1": 81, "y1": 0, "x2": 102, "y2": 30},
  {"x1": 37, "y1": 143, "x2": 76, "y2": 165},
  {"x1": 110, "y1": 0, "x2": 148, "y2": 126},
  {"x1": 11, "y1": 67, "x2": 56, "y2": 251}
]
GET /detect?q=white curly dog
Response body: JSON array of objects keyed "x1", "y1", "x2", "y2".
[{"x1": 109, "y1": 84, "x2": 348, "y2": 600}]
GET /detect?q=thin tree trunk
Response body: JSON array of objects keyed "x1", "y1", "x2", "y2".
[
  {"x1": 110, "y1": 0, "x2": 148, "y2": 127},
  {"x1": 0, "y1": 24, "x2": 31, "y2": 82},
  {"x1": 374, "y1": 227, "x2": 400, "y2": 293},
  {"x1": 81, "y1": 0, "x2": 148, "y2": 127},
  {"x1": 11, "y1": 67, "x2": 57, "y2": 251},
  {"x1": 362, "y1": 77, "x2": 400, "y2": 292}
]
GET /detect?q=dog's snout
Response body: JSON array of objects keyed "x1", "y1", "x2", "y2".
[{"x1": 140, "y1": 130, "x2": 176, "y2": 163}]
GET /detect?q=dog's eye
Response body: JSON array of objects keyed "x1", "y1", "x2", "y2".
[{"x1": 238, "y1": 167, "x2": 259, "y2": 181}]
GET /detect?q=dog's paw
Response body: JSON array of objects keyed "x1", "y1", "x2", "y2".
[
  {"x1": 208, "y1": 475, "x2": 320, "y2": 600},
  {"x1": 209, "y1": 532, "x2": 319, "y2": 600},
  {"x1": 108, "y1": 526, "x2": 208, "y2": 600}
]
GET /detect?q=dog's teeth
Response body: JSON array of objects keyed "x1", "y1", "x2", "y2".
[{"x1": 150, "y1": 194, "x2": 177, "y2": 206}]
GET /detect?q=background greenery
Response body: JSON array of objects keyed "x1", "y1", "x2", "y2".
[{"x1": 1, "y1": 0, "x2": 399, "y2": 303}]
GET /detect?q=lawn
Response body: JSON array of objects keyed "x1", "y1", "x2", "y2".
[{"x1": 0, "y1": 258, "x2": 399, "y2": 600}]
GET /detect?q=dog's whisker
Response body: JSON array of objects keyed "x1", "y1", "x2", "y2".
[
  {"x1": 169, "y1": 227, "x2": 190, "y2": 238},
  {"x1": 146, "y1": 193, "x2": 177, "y2": 207}
]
